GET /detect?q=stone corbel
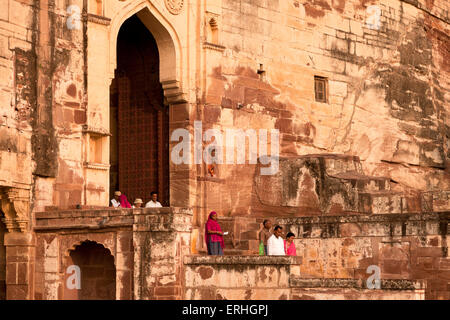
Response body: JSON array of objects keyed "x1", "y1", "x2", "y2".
[
  {"x1": 161, "y1": 80, "x2": 188, "y2": 105},
  {"x1": 0, "y1": 188, "x2": 30, "y2": 232}
]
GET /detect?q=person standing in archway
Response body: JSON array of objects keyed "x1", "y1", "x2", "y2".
[{"x1": 205, "y1": 211, "x2": 224, "y2": 255}]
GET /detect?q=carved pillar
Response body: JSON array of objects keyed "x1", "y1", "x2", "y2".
[{"x1": 0, "y1": 187, "x2": 35, "y2": 299}]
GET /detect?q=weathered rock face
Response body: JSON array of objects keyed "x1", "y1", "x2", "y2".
[{"x1": 197, "y1": 0, "x2": 449, "y2": 223}]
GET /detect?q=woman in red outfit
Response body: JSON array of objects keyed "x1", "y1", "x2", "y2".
[
  {"x1": 205, "y1": 211, "x2": 225, "y2": 255},
  {"x1": 284, "y1": 232, "x2": 297, "y2": 256}
]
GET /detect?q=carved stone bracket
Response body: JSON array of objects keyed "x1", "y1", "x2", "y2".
[
  {"x1": 0, "y1": 187, "x2": 30, "y2": 232},
  {"x1": 161, "y1": 80, "x2": 188, "y2": 105}
]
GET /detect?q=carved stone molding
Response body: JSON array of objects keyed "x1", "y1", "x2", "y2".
[
  {"x1": 83, "y1": 162, "x2": 110, "y2": 171},
  {"x1": 85, "y1": 13, "x2": 111, "y2": 26},
  {"x1": 165, "y1": 0, "x2": 184, "y2": 15},
  {"x1": 203, "y1": 42, "x2": 226, "y2": 52},
  {"x1": 0, "y1": 187, "x2": 30, "y2": 232},
  {"x1": 82, "y1": 125, "x2": 111, "y2": 136}
]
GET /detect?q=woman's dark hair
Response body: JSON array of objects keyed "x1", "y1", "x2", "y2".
[
  {"x1": 274, "y1": 225, "x2": 282, "y2": 231},
  {"x1": 286, "y1": 232, "x2": 295, "y2": 238},
  {"x1": 263, "y1": 219, "x2": 271, "y2": 226}
]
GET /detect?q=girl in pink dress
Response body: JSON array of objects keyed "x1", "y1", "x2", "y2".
[{"x1": 284, "y1": 232, "x2": 297, "y2": 256}]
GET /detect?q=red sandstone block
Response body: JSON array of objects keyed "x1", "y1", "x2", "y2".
[
  {"x1": 74, "y1": 110, "x2": 86, "y2": 124},
  {"x1": 416, "y1": 257, "x2": 434, "y2": 269},
  {"x1": 118, "y1": 234, "x2": 133, "y2": 253},
  {"x1": 412, "y1": 269, "x2": 434, "y2": 279},
  {"x1": 155, "y1": 286, "x2": 180, "y2": 296},
  {"x1": 156, "y1": 295, "x2": 178, "y2": 300},
  {"x1": 17, "y1": 262, "x2": 28, "y2": 284},
  {"x1": 6, "y1": 284, "x2": 28, "y2": 300},
  {"x1": 434, "y1": 291, "x2": 450, "y2": 300},
  {"x1": 4, "y1": 233, "x2": 34, "y2": 246},
  {"x1": 6, "y1": 263, "x2": 17, "y2": 285},
  {"x1": 428, "y1": 279, "x2": 448, "y2": 291},
  {"x1": 436, "y1": 271, "x2": 450, "y2": 281},
  {"x1": 439, "y1": 259, "x2": 450, "y2": 270},
  {"x1": 417, "y1": 247, "x2": 444, "y2": 257}
]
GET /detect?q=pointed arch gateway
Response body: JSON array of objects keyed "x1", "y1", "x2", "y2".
[{"x1": 109, "y1": 4, "x2": 186, "y2": 206}]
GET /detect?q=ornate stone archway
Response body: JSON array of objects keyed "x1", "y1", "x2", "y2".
[{"x1": 105, "y1": 2, "x2": 192, "y2": 207}]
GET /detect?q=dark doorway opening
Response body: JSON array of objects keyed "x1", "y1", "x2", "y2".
[
  {"x1": 67, "y1": 240, "x2": 116, "y2": 300},
  {"x1": 0, "y1": 212, "x2": 6, "y2": 300},
  {"x1": 110, "y1": 14, "x2": 170, "y2": 206}
]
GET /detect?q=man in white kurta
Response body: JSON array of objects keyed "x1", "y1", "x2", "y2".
[
  {"x1": 145, "y1": 191, "x2": 162, "y2": 208},
  {"x1": 267, "y1": 225, "x2": 285, "y2": 255}
]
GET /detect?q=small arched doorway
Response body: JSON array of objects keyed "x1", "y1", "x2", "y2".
[
  {"x1": 110, "y1": 14, "x2": 170, "y2": 206},
  {"x1": 66, "y1": 241, "x2": 116, "y2": 300},
  {"x1": 0, "y1": 212, "x2": 6, "y2": 300}
]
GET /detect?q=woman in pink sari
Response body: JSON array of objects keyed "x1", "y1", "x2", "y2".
[
  {"x1": 119, "y1": 194, "x2": 132, "y2": 208},
  {"x1": 284, "y1": 232, "x2": 297, "y2": 256},
  {"x1": 205, "y1": 211, "x2": 225, "y2": 255}
]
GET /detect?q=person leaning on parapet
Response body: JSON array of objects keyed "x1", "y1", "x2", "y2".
[
  {"x1": 119, "y1": 193, "x2": 132, "y2": 208},
  {"x1": 132, "y1": 198, "x2": 143, "y2": 208},
  {"x1": 284, "y1": 232, "x2": 297, "y2": 256},
  {"x1": 205, "y1": 211, "x2": 225, "y2": 255},
  {"x1": 111, "y1": 191, "x2": 121, "y2": 208},
  {"x1": 267, "y1": 225, "x2": 285, "y2": 256},
  {"x1": 259, "y1": 219, "x2": 273, "y2": 255},
  {"x1": 145, "y1": 191, "x2": 162, "y2": 208}
]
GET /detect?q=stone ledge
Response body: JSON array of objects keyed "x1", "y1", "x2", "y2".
[
  {"x1": 184, "y1": 255, "x2": 302, "y2": 265},
  {"x1": 203, "y1": 42, "x2": 226, "y2": 52},
  {"x1": 277, "y1": 212, "x2": 449, "y2": 225},
  {"x1": 34, "y1": 221, "x2": 133, "y2": 231},
  {"x1": 290, "y1": 277, "x2": 426, "y2": 290},
  {"x1": 85, "y1": 13, "x2": 111, "y2": 26},
  {"x1": 36, "y1": 207, "x2": 193, "y2": 219}
]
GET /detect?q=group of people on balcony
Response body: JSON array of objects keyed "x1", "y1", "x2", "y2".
[
  {"x1": 110, "y1": 191, "x2": 162, "y2": 208},
  {"x1": 205, "y1": 212, "x2": 296, "y2": 256}
]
